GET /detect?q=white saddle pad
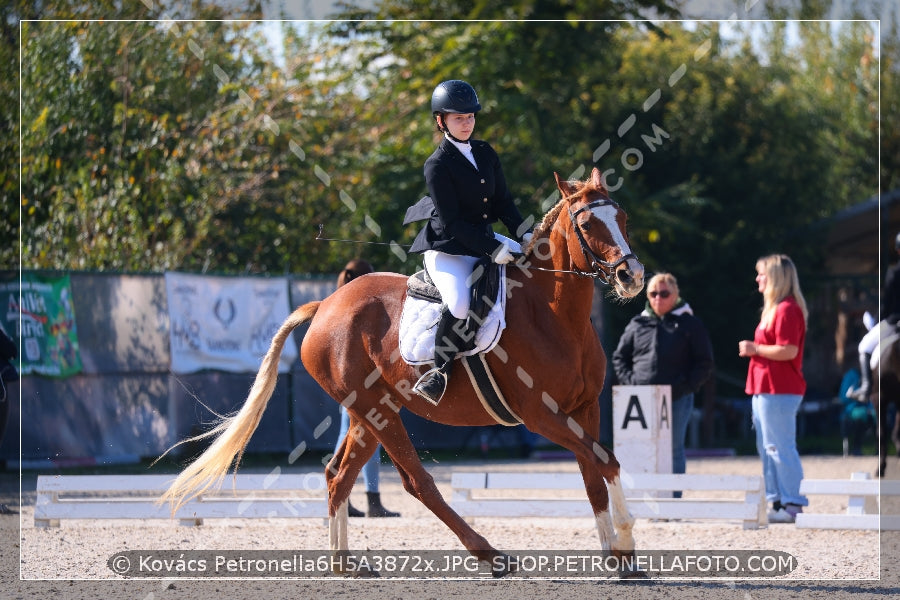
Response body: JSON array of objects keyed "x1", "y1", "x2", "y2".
[{"x1": 399, "y1": 268, "x2": 507, "y2": 366}]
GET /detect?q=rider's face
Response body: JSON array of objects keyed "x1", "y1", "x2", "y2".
[{"x1": 441, "y1": 113, "x2": 475, "y2": 141}]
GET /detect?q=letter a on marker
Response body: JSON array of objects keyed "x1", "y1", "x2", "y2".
[
  {"x1": 659, "y1": 394, "x2": 670, "y2": 429},
  {"x1": 621, "y1": 395, "x2": 648, "y2": 429}
]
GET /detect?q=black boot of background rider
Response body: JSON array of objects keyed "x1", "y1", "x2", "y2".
[
  {"x1": 346, "y1": 501, "x2": 365, "y2": 517},
  {"x1": 855, "y1": 352, "x2": 872, "y2": 400},
  {"x1": 413, "y1": 308, "x2": 464, "y2": 405},
  {"x1": 366, "y1": 492, "x2": 401, "y2": 517}
]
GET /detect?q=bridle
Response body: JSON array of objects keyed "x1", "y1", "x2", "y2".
[{"x1": 566, "y1": 198, "x2": 638, "y2": 285}]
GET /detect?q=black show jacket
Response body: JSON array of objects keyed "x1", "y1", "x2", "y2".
[{"x1": 408, "y1": 138, "x2": 528, "y2": 257}]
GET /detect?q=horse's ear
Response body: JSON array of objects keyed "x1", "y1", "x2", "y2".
[
  {"x1": 590, "y1": 167, "x2": 607, "y2": 193},
  {"x1": 554, "y1": 171, "x2": 572, "y2": 196}
]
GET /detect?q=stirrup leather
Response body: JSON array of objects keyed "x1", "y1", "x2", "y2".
[{"x1": 412, "y1": 367, "x2": 448, "y2": 405}]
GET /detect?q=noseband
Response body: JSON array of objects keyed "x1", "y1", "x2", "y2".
[{"x1": 567, "y1": 199, "x2": 638, "y2": 285}]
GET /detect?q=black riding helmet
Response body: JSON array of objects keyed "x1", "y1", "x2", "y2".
[{"x1": 431, "y1": 79, "x2": 481, "y2": 115}]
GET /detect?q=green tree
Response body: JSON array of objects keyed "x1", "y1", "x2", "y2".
[
  {"x1": 13, "y1": 0, "x2": 269, "y2": 272},
  {"x1": 302, "y1": 13, "x2": 879, "y2": 391},
  {"x1": 13, "y1": 0, "x2": 885, "y2": 297},
  {"x1": 584, "y1": 21, "x2": 879, "y2": 391},
  {"x1": 879, "y1": 17, "x2": 900, "y2": 193},
  {"x1": 314, "y1": 6, "x2": 679, "y2": 273}
]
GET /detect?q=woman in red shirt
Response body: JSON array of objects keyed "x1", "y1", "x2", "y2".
[{"x1": 738, "y1": 254, "x2": 809, "y2": 524}]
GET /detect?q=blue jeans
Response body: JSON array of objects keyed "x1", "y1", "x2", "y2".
[
  {"x1": 751, "y1": 394, "x2": 808, "y2": 507},
  {"x1": 671, "y1": 394, "x2": 693, "y2": 474},
  {"x1": 334, "y1": 407, "x2": 380, "y2": 493},
  {"x1": 671, "y1": 393, "x2": 693, "y2": 498}
]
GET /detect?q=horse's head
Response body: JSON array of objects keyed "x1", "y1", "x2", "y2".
[{"x1": 553, "y1": 167, "x2": 645, "y2": 298}]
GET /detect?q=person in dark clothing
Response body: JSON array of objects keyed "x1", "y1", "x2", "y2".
[
  {"x1": 882, "y1": 233, "x2": 900, "y2": 320},
  {"x1": 612, "y1": 272, "x2": 714, "y2": 491},
  {"x1": 406, "y1": 79, "x2": 532, "y2": 404},
  {"x1": 0, "y1": 324, "x2": 15, "y2": 439},
  {"x1": 0, "y1": 324, "x2": 15, "y2": 514}
]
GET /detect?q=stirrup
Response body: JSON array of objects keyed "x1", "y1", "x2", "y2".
[{"x1": 413, "y1": 367, "x2": 448, "y2": 406}]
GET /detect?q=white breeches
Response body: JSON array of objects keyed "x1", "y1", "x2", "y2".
[
  {"x1": 859, "y1": 325, "x2": 880, "y2": 356},
  {"x1": 424, "y1": 233, "x2": 520, "y2": 319}
]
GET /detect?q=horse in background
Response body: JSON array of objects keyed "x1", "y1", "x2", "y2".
[
  {"x1": 874, "y1": 330, "x2": 900, "y2": 477},
  {"x1": 158, "y1": 167, "x2": 646, "y2": 576}
]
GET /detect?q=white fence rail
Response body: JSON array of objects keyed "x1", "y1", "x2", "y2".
[
  {"x1": 34, "y1": 473, "x2": 328, "y2": 527},
  {"x1": 795, "y1": 472, "x2": 900, "y2": 530},
  {"x1": 450, "y1": 471, "x2": 767, "y2": 529}
]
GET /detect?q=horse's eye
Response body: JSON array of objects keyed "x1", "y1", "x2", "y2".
[{"x1": 580, "y1": 221, "x2": 591, "y2": 231}]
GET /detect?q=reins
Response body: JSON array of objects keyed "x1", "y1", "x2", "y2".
[
  {"x1": 315, "y1": 189, "x2": 630, "y2": 283},
  {"x1": 316, "y1": 225, "x2": 598, "y2": 280},
  {"x1": 316, "y1": 224, "x2": 411, "y2": 247}
]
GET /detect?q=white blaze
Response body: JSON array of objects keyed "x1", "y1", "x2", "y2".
[{"x1": 591, "y1": 204, "x2": 632, "y2": 258}]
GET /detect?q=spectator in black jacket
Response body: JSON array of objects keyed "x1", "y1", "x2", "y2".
[
  {"x1": 0, "y1": 324, "x2": 15, "y2": 513},
  {"x1": 612, "y1": 273, "x2": 714, "y2": 493},
  {"x1": 331, "y1": 259, "x2": 400, "y2": 518},
  {"x1": 0, "y1": 323, "x2": 15, "y2": 434}
]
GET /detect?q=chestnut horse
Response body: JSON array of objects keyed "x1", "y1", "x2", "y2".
[{"x1": 159, "y1": 167, "x2": 646, "y2": 576}]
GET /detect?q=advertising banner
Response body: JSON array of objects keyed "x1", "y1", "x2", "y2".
[
  {"x1": 165, "y1": 272, "x2": 298, "y2": 374},
  {"x1": 1, "y1": 273, "x2": 83, "y2": 377}
]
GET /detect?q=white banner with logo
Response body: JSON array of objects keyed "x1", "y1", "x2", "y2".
[{"x1": 165, "y1": 272, "x2": 298, "y2": 374}]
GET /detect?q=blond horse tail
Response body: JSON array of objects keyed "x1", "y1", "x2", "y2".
[{"x1": 157, "y1": 301, "x2": 321, "y2": 514}]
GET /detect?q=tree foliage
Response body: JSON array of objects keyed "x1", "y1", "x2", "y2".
[{"x1": 8, "y1": 0, "x2": 892, "y2": 389}]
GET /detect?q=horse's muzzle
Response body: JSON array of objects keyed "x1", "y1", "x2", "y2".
[{"x1": 614, "y1": 260, "x2": 645, "y2": 297}]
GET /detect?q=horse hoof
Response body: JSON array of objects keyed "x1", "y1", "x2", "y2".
[
  {"x1": 490, "y1": 553, "x2": 517, "y2": 578},
  {"x1": 349, "y1": 566, "x2": 380, "y2": 578},
  {"x1": 330, "y1": 551, "x2": 380, "y2": 578},
  {"x1": 618, "y1": 567, "x2": 649, "y2": 579}
]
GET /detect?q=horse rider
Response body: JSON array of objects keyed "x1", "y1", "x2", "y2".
[
  {"x1": 406, "y1": 79, "x2": 532, "y2": 404},
  {"x1": 853, "y1": 231, "x2": 900, "y2": 401}
]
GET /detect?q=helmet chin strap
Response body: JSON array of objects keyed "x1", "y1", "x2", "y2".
[
  {"x1": 445, "y1": 131, "x2": 468, "y2": 144},
  {"x1": 436, "y1": 114, "x2": 469, "y2": 144}
]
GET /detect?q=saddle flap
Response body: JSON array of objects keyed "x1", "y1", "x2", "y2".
[{"x1": 468, "y1": 257, "x2": 501, "y2": 324}]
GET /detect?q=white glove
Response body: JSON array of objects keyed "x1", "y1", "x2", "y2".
[
  {"x1": 521, "y1": 232, "x2": 533, "y2": 245},
  {"x1": 492, "y1": 244, "x2": 515, "y2": 265}
]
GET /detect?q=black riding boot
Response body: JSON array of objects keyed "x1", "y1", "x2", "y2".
[
  {"x1": 854, "y1": 352, "x2": 872, "y2": 401},
  {"x1": 413, "y1": 307, "x2": 464, "y2": 405},
  {"x1": 366, "y1": 492, "x2": 400, "y2": 517}
]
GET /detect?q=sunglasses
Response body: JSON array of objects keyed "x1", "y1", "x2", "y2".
[{"x1": 648, "y1": 290, "x2": 672, "y2": 299}]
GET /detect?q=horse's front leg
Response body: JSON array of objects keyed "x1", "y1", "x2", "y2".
[
  {"x1": 523, "y1": 406, "x2": 641, "y2": 576},
  {"x1": 574, "y1": 454, "x2": 637, "y2": 564}
]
